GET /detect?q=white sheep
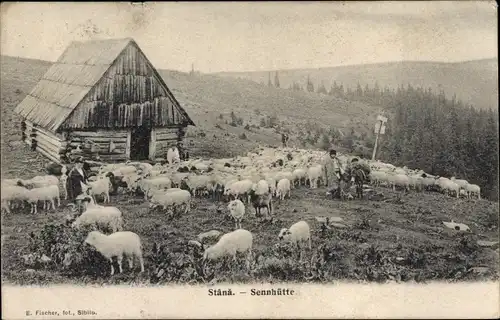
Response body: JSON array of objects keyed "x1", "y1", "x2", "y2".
[
  {"x1": 276, "y1": 178, "x2": 291, "y2": 200},
  {"x1": 184, "y1": 174, "x2": 210, "y2": 197},
  {"x1": 265, "y1": 177, "x2": 277, "y2": 196},
  {"x1": 72, "y1": 197, "x2": 123, "y2": 232},
  {"x1": 278, "y1": 220, "x2": 312, "y2": 260},
  {"x1": 203, "y1": 229, "x2": 253, "y2": 269},
  {"x1": 170, "y1": 172, "x2": 190, "y2": 188},
  {"x1": 253, "y1": 179, "x2": 270, "y2": 195},
  {"x1": 18, "y1": 175, "x2": 59, "y2": 189},
  {"x1": 465, "y1": 183, "x2": 481, "y2": 199},
  {"x1": 1, "y1": 185, "x2": 29, "y2": 214},
  {"x1": 150, "y1": 189, "x2": 191, "y2": 215},
  {"x1": 292, "y1": 168, "x2": 307, "y2": 186},
  {"x1": 227, "y1": 199, "x2": 246, "y2": 229},
  {"x1": 409, "y1": 174, "x2": 425, "y2": 192},
  {"x1": 88, "y1": 172, "x2": 113, "y2": 203},
  {"x1": 369, "y1": 170, "x2": 388, "y2": 187},
  {"x1": 122, "y1": 173, "x2": 142, "y2": 193},
  {"x1": 1, "y1": 179, "x2": 21, "y2": 187},
  {"x1": 275, "y1": 171, "x2": 294, "y2": 189},
  {"x1": 26, "y1": 185, "x2": 60, "y2": 214},
  {"x1": 388, "y1": 174, "x2": 410, "y2": 192},
  {"x1": 307, "y1": 165, "x2": 323, "y2": 189},
  {"x1": 436, "y1": 177, "x2": 460, "y2": 198},
  {"x1": 139, "y1": 177, "x2": 172, "y2": 200},
  {"x1": 146, "y1": 188, "x2": 184, "y2": 200},
  {"x1": 84, "y1": 230, "x2": 145, "y2": 276},
  {"x1": 111, "y1": 165, "x2": 137, "y2": 177},
  {"x1": 451, "y1": 177, "x2": 469, "y2": 190},
  {"x1": 224, "y1": 179, "x2": 253, "y2": 204}
]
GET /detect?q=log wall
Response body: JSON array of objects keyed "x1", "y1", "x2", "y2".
[
  {"x1": 22, "y1": 120, "x2": 65, "y2": 164},
  {"x1": 68, "y1": 130, "x2": 130, "y2": 162},
  {"x1": 150, "y1": 126, "x2": 183, "y2": 159},
  {"x1": 22, "y1": 119, "x2": 187, "y2": 163}
]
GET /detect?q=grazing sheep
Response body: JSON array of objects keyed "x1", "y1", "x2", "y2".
[
  {"x1": 1, "y1": 185, "x2": 29, "y2": 214},
  {"x1": 84, "y1": 230, "x2": 145, "y2": 276},
  {"x1": 276, "y1": 178, "x2": 291, "y2": 200},
  {"x1": 224, "y1": 179, "x2": 253, "y2": 204},
  {"x1": 388, "y1": 174, "x2": 410, "y2": 192},
  {"x1": 265, "y1": 177, "x2": 277, "y2": 196},
  {"x1": 248, "y1": 189, "x2": 273, "y2": 219},
  {"x1": 465, "y1": 183, "x2": 481, "y2": 199},
  {"x1": 436, "y1": 177, "x2": 460, "y2": 198},
  {"x1": 278, "y1": 220, "x2": 312, "y2": 260},
  {"x1": 26, "y1": 185, "x2": 60, "y2": 214},
  {"x1": 292, "y1": 168, "x2": 307, "y2": 186},
  {"x1": 18, "y1": 175, "x2": 59, "y2": 189},
  {"x1": 71, "y1": 197, "x2": 124, "y2": 232},
  {"x1": 450, "y1": 177, "x2": 469, "y2": 190},
  {"x1": 150, "y1": 189, "x2": 191, "y2": 216},
  {"x1": 203, "y1": 229, "x2": 253, "y2": 269},
  {"x1": 88, "y1": 172, "x2": 114, "y2": 203},
  {"x1": 253, "y1": 179, "x2": 270, "y2": 196},
  {"x1": 307, "y1": 165, "x2": 323, "y2": 189},
  {"x1": 139, "y1": 177, "x2": 172, "y2": 200},
  {"x1": 183, "y1": 175, "x2": 211, "y2": 197},
  {"x1": 110, "y1": 165, "x2": 137, "y2": 177},
  {"x1": 227, "y1": 199, "x2": 246, "y2": 229},
  {"x1": 275, "y1": 171, "x2": 294, "y2": 187},
  {"x1": 197, "y1": 230, "x2": 223, "y2": 244},
  {"x1": 369, "y1": 171, "x2": 388, "y2": 187}
]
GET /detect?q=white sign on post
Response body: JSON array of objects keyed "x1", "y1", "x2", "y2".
[
  {"x1": 376, "y1": 115, "x2": 388, "y2": 123},
  {"x1": 374, "y1": 121, "x2": 386, "y2": 135}
]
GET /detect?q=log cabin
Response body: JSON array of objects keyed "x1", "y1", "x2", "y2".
[{"x1": 14, "y1": 38, "x2": 195, "y2": 164}]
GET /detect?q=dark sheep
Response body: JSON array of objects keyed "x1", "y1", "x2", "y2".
[
  {"x1": 248, "y1": 189, "x2": 273, "y2": 219},
  {"x1": 45, "y1": 163, "x2": 64, "y2": 176},
  {"x1": 224, "y1": 163, "x2": 231, "y2": 167}
]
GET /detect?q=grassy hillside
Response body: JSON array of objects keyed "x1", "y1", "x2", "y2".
[
  {"x1": 214, "y1": 59, "x2": 498, "y2": 111},
  {"x1": 1, "y1": 56, "x2": 498, "y2": 286},
  {"x1": 0, "y1": 55, "x2": 380, "y2": 160}
]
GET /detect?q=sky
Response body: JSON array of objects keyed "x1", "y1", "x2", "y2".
[{"x1": 0, "y1": 1, "x2": 497, "y2": 73}]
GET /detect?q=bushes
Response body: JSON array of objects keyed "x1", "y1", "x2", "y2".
[
  {"x1": 25, "y1": 223, "x2": 109, "y2": 276},
  {"x1": 18, "y1": 212, "x2": 498, "y2": 284}
]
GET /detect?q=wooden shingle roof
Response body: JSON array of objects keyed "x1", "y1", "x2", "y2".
[{"x1": 14, "y1": 38, "x2": 194, "y2": 132}]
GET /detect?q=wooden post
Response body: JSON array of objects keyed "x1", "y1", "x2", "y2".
[{"x1": 372, "y1": 120, "x2": 383, "y2": 161}]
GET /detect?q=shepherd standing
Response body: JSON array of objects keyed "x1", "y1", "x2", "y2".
[
  {"x1": 281, "y1": 133, "x2": 289, "y2": 147},
  {"x1": 323, "y1": 149, "x2": 344, "y2": 199},
  {"x1": 66, "y1": 157, "x2": 90, "y2": 203}
]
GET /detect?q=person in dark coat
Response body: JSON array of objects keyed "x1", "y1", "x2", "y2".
[
  {"x1": 281, "y1": 133, "x2": 289, "y2": 147},
  {"x1": 66, "y1": 157, "x2": 90, "y2": 203}
]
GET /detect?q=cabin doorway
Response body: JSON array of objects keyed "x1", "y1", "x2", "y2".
[{"x1": 130, "y1": 126, "x2": 151, "y2": 160}]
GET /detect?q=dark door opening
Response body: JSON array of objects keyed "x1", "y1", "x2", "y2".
[{"x1": 130, "y1": 126, "x2": 151, "y2": 160}]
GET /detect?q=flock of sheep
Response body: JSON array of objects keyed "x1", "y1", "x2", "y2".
[{"x1": 1, "y1": 146, "x2": 482, "y2": 276}]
